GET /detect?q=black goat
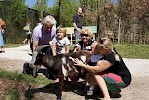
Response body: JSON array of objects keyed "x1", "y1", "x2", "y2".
[{"x1": 29, "y1": 45, "x2": 91, "y2": 100}]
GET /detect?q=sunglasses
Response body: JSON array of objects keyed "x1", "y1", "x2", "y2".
[{"x1": 81, "y1": 34, "x2": 89, "y2": 37}]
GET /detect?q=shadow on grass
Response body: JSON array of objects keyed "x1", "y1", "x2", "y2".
[{"x1": 25, "y1": 81, "x2": 102, "y2": 100}]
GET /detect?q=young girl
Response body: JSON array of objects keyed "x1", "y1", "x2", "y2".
[
  {"x1": 50, "y1": 26, "x2": 70, "y2": 83},
  {"x1": 74, "y1": 37, "x2": 131, "y2": 100},
  {"x1": 0, "y1": 18, "x2": 6, "y2": 53},
  {"x1": 51, "y1": 26, "x2": 70, "y2": 56}
]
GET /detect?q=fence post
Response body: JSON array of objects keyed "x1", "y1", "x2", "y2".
[{"x1": 118, "y1": 17, "x2": 121, "y2": 45}]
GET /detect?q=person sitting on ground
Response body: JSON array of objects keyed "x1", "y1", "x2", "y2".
[
  {"x1": 51, "y1": 25, "x2": 70, "y2": 56},
  {"x1": 73, "y1": 29, "x2": 103, "y2": 88},
  {"x1": 73, "y1": 28, "x2": 94, "y2": 52},
  {"x1": 74, "y1": 37, "x2": 131, "y2": 100}
]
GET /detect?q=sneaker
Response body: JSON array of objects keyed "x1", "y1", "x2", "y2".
[
  {"x1": 87, "y1": 86, "x2": 94, "y2": 96},
  {"x1": 87, "y1": 89, "x2": 93, "y2": 96},
  {"x1": 69, "y1": 77, "x2": 79, "y2": 85},
  {"x1": 0, "y1": 50, "x2": 5, "y2": 53},
  {"x1": 110, "y1": 88, "x2": 121, "y2": 98}
]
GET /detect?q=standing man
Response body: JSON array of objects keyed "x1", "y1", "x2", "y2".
[
  {"x1": 30, "y1": 15, "x2": 56, "y2": 55},
  {"x1": 73, "y1": 7, "x2": 84, "y2": 43}
]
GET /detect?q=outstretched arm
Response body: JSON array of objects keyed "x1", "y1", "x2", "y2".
[{"x1": 74, "y1": 58, "x2": 112, "y2": 73}]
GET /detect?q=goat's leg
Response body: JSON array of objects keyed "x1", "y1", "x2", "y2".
[
  {"x1": 57, "y1": 74, "x2": 64, "y2": 100},
  {"x1": 32, "y1": 65, "x2": 39, "y2": 78}
]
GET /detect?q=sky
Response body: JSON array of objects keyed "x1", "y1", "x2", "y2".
[
  {"x1": 25, "y1": 0, "x2": 55, "y2": 8},
  {"x1": 25, "y1": 0, "x2": 118, "y2": 8}
]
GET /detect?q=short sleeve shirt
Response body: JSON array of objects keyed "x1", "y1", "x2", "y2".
[
  {"x1": 32, "y1": 25, "x2": 56, "y2": 46},
  {"x1": 73, "y1": 14, "x2": 82, "y2": 28},
  {"x1": 52, "y1": 37, "x2": 70, "y2": 54}
]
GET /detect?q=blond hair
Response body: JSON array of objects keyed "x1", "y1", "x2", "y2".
[
  {"x1": 0, "y1": 18, "x2": 6, "y2": 28},
  {"x1": 81, "y1": 28, "x2": 93, "y2": 38},
  {"x1": 98, "y1": 37, "x2": 120, "y2": 61},
  {"x1": 56, "y1": 25, "x2": 67, "y2": 37}
]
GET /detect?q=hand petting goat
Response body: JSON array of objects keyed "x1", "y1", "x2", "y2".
[{"x1": 74, "y1": 58, "x2": 86, "y2": 67}]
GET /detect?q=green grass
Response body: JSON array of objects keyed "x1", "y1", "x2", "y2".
[
  {"x1": 71, "y1": 44, "x2": 149, "y2": 59},
  {"x1": 0, "y1": 68, "x2": 54, "y2": 100},
  {"x1": 0, "y1": 68, "x2": 52, "y2": 85},
  {"x1": 4, "y1": 89, "x2": 19, "y2": 100},
  {"x1": 4, "y1": 44, "x2": 23, "y2": 48},
  {"x1": 114, "y1": 44, "x2": 149, "y2": 59}
]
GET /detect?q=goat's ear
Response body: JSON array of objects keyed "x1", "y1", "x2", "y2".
[{"x1": 28, "y1": 53, "x2": 32, "y2": 56}]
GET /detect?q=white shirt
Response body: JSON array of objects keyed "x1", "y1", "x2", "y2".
[{"x1": 52, "y1": 37, "x2": 70, "y2": 54}]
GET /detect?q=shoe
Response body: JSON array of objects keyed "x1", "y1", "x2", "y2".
[
  {"x1": 87, "y1": 89, "x2": 93, "y2": 96},
  {"x1": 87, "y1": 86, "x2": 94, "y2": 96},
  {"x1": 110, "y1": 89, "x2": 121, "y2": 98},
  {"x1": 69, "y1": 77, "x2": 79, "y2": 85},
  {"x1": 0, "y1": 50, "x2": 5, "y2": 53}
]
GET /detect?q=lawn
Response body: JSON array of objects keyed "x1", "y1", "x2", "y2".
[
  {"x1": 71, "y1": 44, "x2": 149, "y2": 59},
  {"x1": 114, "y1": 44, "x2": 149, "y2": 59}
]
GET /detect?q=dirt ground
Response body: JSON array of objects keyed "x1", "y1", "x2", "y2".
[{"x1": 0, "y1": 58, "x2": 149, "y2": 100}]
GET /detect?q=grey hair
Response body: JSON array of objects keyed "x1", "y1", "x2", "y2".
[{"x1": 42, "y1": 15, "x2": 55, "y2": 25}]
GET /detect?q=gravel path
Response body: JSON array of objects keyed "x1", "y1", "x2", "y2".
[
  {"x1": 0, "y1": 45, "x2": 149, "y2": 100},
  {"x1": 0, "y1": 45, "x2": 32, "y2": 61}
]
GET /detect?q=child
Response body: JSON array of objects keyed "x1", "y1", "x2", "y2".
[
  {"x1": 50, "y1": 26, "x2": 70, "y2": 83},
  {"x1": 51, "y1": 26, "x2": 70, "y2": 56},
  {"x1": 23, "y1": 21, "x2": 31, "y2": 44},
  {"x1": 0, "y1": 18, "x2": 6, "y2": 53},
  {"x1": 85, "y1": 41, "x2": 103, "y2": 95}
]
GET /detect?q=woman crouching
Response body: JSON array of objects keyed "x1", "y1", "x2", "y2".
[{"x1": 74, "y1": 37, "x2": 131, "y2": 100}]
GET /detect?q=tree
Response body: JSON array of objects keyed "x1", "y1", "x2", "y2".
[
  {"x1": 33, "y1": 0, "x2": 49, "y2": 18},
  {"x1": 117, "y1": 0, "x2": 149, "y2": 44},
  {"x1": 48, "y1": 0, "x2": 78, "y2": 27},
  {"x1": 0, "y1": 0, "x2": 39, "y2": 43}
]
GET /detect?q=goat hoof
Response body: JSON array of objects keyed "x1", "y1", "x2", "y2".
[
  {"x1": 32, "y1": 73, "x2": 38, "y2": 78},
  {"x1": 22, "y1": 69, "x2": 27, "y2": 74},
  {"x1": 56, "y1": 94, "x2": 62, "y2": 100},
  {"x1": 56, "y1": 97, "x2": 61, "y2": 100}
]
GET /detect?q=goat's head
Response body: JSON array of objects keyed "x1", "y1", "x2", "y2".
[
  {"x1": 29, "y1": 45, "x2": 51, "y2": 67},
  {"x1": 77, "y1": 50, "x2": 92, "y2": 64}
]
